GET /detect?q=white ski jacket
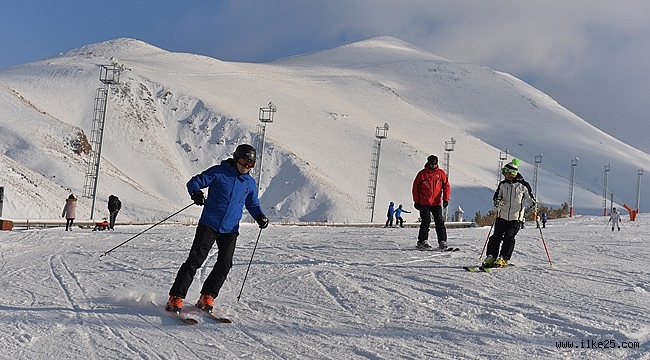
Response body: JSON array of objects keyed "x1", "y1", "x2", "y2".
[{"x1": 494, "y1": 176, "x2": 536, "y2": 222}]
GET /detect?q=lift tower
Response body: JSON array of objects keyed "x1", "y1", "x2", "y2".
[
  {"x1": 367, "y1": 123, "x2": 389, "y2": 222},
  {"x1": 83, "y1": 64, "x2": 120, "y2": 220}
]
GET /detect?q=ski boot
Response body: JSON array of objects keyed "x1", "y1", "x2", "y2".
[
  {"x1": 482, "y1": 255, "x2": 496, "y2": 268},
  {"x1": 166, "y1": 295, "x2": 183, "y2": 313},
  {"x1": 438, "y1": 241, "x2": 448, "y2": 250},
  {"x1": 196, "y1": 293, "x2": 215, "y2": 312},
  {"x1": 494, "y1": 257, "x2": 508, "y2": 267},
  {"x1": 416, "y1": 241, "x2": 432, "y2": 250}
]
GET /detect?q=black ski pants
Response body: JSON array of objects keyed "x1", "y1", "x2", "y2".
[
  {"x1": 418, "y1": 205, "x2": 447, "y2": 244},
  {"x1": 109, "y1": 210, "x2": 119, "y2": 230},
  {"x1": 169, "y1": 223, "x2": 238, "y2": 299},
  {"x1": 486, "y1": 217, "x2": 521, "y2": 260}
]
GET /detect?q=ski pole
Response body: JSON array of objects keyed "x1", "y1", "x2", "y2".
[
  {"x1": 237, "y1": 227, "x2": 263, "y2": 302},
  {"x1": 603, "y1": 218, "x2": 612, "y2": 231},
  {"x1": 99, "y1": 203, "x2": 194, "y2": 258},
  {"x1": 479, "y1": 210, "x2": 499, "y2": 260},
  {"x1": 535, "y1": 216, "x2": 553, "y2": 267}
]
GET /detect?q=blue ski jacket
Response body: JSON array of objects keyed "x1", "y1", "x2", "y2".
[
  {"x1": 186, "y1": 159, "x2": 264, "y2": 233},
  {"x1": 387, "y1": 203, "x2": 395, "y2": 217}
]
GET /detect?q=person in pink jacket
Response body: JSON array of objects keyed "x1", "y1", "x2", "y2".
[
  {"x1": 62, "y1": 194, "x2": 77, "y2": 231},
  {"x1": 412, "y1": 155, "x2": 450, "y2": 250}
]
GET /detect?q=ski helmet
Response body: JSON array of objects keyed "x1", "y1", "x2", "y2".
[
  {"x1": 233, "y1": 144, "x2": 256, "y2": 161},
  {"x1": 427, "y1": 155, "x2": 438, "y2": 165},
  {"x1": 502, "y1": 158, "x2": 520, "y2": 176}
]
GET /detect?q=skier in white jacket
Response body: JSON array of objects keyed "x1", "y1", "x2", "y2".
[
  {"x1": 484, "y1": 158, "x2": 536, "y2": 267},
  {"x1": 609, "y1": 207, "x2": 622, "y2": 231}
]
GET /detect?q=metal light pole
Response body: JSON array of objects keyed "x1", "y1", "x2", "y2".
[
  {"x1": 497, "y1": 149, "x2": 509, "y2": 187},
  {"x1": 637, "y1": 169, "x2": 644, "y2": 212},
  {"x1": 443, "y1": 137, "x2": 455, "y2": 220},
  {"x1": 254, "y1": 102, "x2": 276, "y2": 192},
  {"x1": 569, "y1": 157, "x2": 579, "y2": 217},
  {"x1": 367, "y1": 123, "x2": 389, "y2": 222},
  {"x1": 83, "y1": 64, "x2": 121, "y2": 220},
  {"x1": 603, "y1": 163, "x2": 610, "y2": 216},
  {"x1": 533, "y1": 153, "x2": 542, "y2": 200}
]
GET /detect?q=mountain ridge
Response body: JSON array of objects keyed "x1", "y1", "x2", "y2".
[{"x1": 0, "y1": 36, "x2": 647, "y2": 222}]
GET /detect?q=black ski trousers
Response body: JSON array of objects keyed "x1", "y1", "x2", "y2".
[
  {"x1": 109, "y1": 211, "x2": 119, "y2": 230},
  {"x1": 169, "y1": 223, "x2": 238, "y2": 299},
  {"x1": 486, "y1": 217, "x2": 521, "y2": 260},
  {"x1": 418, "y1": 205, "x2": 447, "y2": 244}
]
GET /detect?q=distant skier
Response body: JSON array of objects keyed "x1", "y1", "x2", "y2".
[
  {"x1": 61, "y1": 194, "x2": 77, "y2": 231},
  {"x1": 385, "y1": 202, "x2": 395, "y2": 228},
  {"x1": 395, "y1": 204, "x2": 411, "y2": 228},
  {"x1": 609, "y1": 207, "x2": 621, "y2": 231},
  {"x1": 108, "y1": 195, "x2": 121, "y2": 230},
  {"x1": 541, "y1": 212, "x2": 547, "y2": 228},
  {"x1": 412, "y1": 154, "x2": 450, "y2": 250},
  {"x1": 166, "y1": 144, "x2": 268, "y2": 314},
  {"x1": 484, "y1": 158, "x2": 536, "y2": 267}
]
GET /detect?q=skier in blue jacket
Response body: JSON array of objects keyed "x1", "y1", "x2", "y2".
[
  {"x1": 167, "y1": 144, "x2": 269, "y2": 313},
  {"x1": 384, "y1": 202, "x2": 396, "y2": 227},
  {"x1": 395, "y1": 204, "x2": 411, "y2": 228}
]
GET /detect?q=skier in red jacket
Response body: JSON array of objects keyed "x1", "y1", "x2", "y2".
[{"x1": 412, "y1": 155, "x2": 450, "y2": 250}]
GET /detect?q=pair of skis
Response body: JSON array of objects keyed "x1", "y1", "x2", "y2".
[
  {"x1": 168, "y1": 307, "x2": 232, "y2": 325},
  {"x1": 416, "y1": 246, "x2": 460, "y2": 252},
  {"x1": 463, "y1": 263, "x2": 514, "y2": 273}
]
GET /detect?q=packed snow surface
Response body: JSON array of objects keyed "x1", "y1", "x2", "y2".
[{"x1": 1, "y1": 214, "x2": 649, "y2": 359}]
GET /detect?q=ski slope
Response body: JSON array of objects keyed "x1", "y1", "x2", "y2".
[{"x1": 1, "y1": 215, "x2": 649, "y2": 359}]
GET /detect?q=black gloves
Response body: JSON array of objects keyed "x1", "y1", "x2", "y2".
[
  {"x1": 443, "y1": 200, "x2": 449, "y2": 208},
  {"x1": 256, "y1": 215, "x2": 269, "y2": 229},
  {"x1": 191, "y1": 190, "x2": 205, "y2": 206},
  {"x1": 413, "y1": 203, "x2": 421, "y2": 211}
]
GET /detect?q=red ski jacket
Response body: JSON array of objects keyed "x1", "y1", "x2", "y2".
[{"x1": 412, "y1": 166, "x2": 450, "y2": 207}]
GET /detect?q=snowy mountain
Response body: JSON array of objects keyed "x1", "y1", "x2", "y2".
[
  {"x1": 1, "y1": 36, "x2": 648, "y2": 223},
  {"x1": 2, "y1": 216, "x2": 649, "y2": 359}
]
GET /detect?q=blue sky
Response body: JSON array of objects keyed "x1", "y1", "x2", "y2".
[{"x1": 3, "y1": 1, "x2": 650, "y2": 154}]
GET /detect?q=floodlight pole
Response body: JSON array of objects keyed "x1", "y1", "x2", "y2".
[
  {"x1": 254, "y1": 102, "x2": 276, "y2": 193},
  {"x1": 603, "y1": 163, "x2": 610, "y2": 216},
  {"x1": 532, "y1": 154, "x2": 542, "y2": 198},
  {"x1": 533, "y1": 153, "x2": 542, "y2": 221},
  {"x1": 636, "y1": 169, "x2": 644, "y2": 213},
  {"x1": 367, "y1": 123, "x2": 389, "y2": 222},
  {"x1": 497, "y1": 149, "x2": 509, "y2": 187},
  {"x1": 443, "y1": 137, "x2": 455, "y2": 220},
  {"x1": 83, "y1": 64, "x2": 121, "y2": 220},
  {"x1": 569, "y1": 157, "x2": 579, "y2": 217}
]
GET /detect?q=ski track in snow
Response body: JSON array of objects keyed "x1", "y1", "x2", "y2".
[{"x1": 0, "y1": 217, "x2": 649, "y2": 359}]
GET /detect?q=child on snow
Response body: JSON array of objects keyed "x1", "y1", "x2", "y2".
[{"x1": 61, "y1": 194, "x2": 77, "y2": 231}]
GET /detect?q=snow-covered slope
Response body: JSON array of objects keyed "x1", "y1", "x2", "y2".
[
  {"x1": 0, "y1": 37, "x2": 648, "y2": 222},
  {"x1": 1, "y1": 216, "x2": 649, "y2": 359}
]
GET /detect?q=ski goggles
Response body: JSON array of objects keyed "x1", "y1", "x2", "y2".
[
  {"x1": 502, "y1": 168, "x2": 518, "y2": 176},
  {"x1": 237, "y1": 158, "x2": 256, "y2": 169}
]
